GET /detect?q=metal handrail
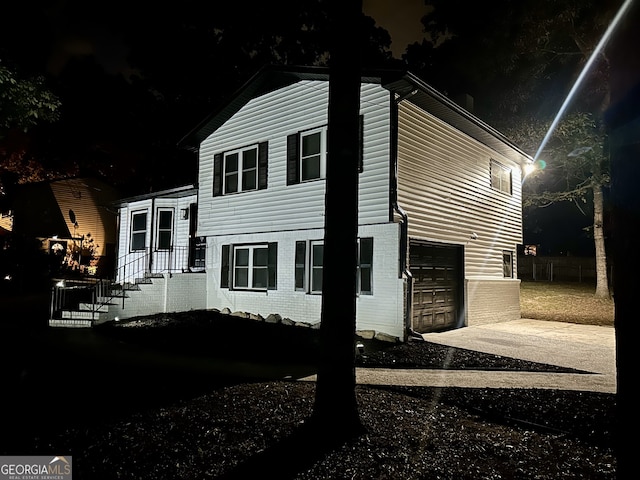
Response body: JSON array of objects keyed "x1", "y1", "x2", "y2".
[{"x1": 50, "y1": 243, "x2": 206, "y2": 323}]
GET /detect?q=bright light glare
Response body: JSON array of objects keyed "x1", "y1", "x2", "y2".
[
  {"x1": 523, "y1": 163, "x2": 536, "y2": 176},
  {"x1": 533, "y1": 0, "x2": 634, "y2": 162},
  {"x1": 56, "y1": 280, "x2": 65, "y2": 287}
]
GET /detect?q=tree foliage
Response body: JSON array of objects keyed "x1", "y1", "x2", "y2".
[
  {"x1": 0, "y1": 0, "x2": 399, "y2": 195},
  {"x1": 511, "y1": 112, "x2": 608, "y2": 208},
  {"x1": 0, "y1": 63, "x2": 61, "y2": 135},
  {"x1": 405, "y1": 0, "x2": 621, "y2": 121}
]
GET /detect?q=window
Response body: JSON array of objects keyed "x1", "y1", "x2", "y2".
[
  {"x1": 503, "y1": 250, "x2": 514, "y2": 278},
  {"x1": 157, "y1": 209, "x2": 173, "y2": 250},
  {"x1": 310, "y1": 241, "x2": 324, "y2": 293},
  {"x1": 287, "y1": 127, "x2": 327, "y2": 184},
  {"x1": 233, "y1": 245, "x2": 268, "y2": 289},
  {"x1": 296, "y1": 237, "x2": 373, "y2": 295},
  {"x1": 287, "y1": 117, "x2": 364, "y2": 185},
  {"x1": 295, "y1": 241, "x2": 306, "y2": 291},
  {"x1": 224, "y1": 146, "x2": 258, "y2": 194},
  {"x1": 358, "y1": 237, "x2": 373, "y2": 294},
  {"x1": 301, "y1": 129, "x2": 325, "y2": 181},
  {"x1": 130, "y1": 212, "x2": 147, "y2": 251},
  {"x1": 491, "y1": 160, "x2": 512, "y2": 194},
  {"x1": 220, "y1": 243, "x2": 277, "y2": 290},
  {"x1": 213, "y1": 142, "x2": 268, "y2": 196}
]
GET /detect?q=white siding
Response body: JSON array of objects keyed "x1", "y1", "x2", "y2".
[
  {"x1": 206, "y1": 223, "x2": 405, "y2": 339},
  {"x1": 115, "y1": 193, "x2": 197, "y2": 283},
  {"x1": 197, "y1": 81, "x2": 392, "y2": 238},
  {"x1": 397, "y1": 101, "x2": 523, "y2": 279}
]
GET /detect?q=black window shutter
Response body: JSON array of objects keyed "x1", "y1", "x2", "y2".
[
  {"x1": 358, "y1": 114, "x2": 364, "y2": 173},
  {"x1": 286, "y1": 133, "x2": 300, "y2": 185},
  {"x1": 221, "y1": 244, "x2": 230, "y2": 288},
  {"x1": 267, "y1": 242, "x2": 278, "y2": 290},
  {"x1": 213, "y1": 153, "x2": 223, "y2": 196},
  {"x1": 258, "y1": 142, "x2": 268, "y2": 190}
]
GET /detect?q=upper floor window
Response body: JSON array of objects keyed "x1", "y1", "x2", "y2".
[
  {"x1": 157, "y1": 209, "x2": 173, "y2": 250},
  {"x1": 491, "y1": 160, "x2": 512, "y2": 195},
  {"x1": 287, "y1": 117, "x2": 364, "y2": 186},
  {"x1": 287, "y1": 127, "x2": 327, "y2": 184},
  {"x1": 301, "y1": 128, "x2": 326, "y2": 181},
  {"x1": 130, "y1": 211, "x2": 147, "y2": 251},
  {"x1": 213, "y1": 142, "x2": 268, "y2": 196},
  {"x1": 224, "y1": 146, "x2": 258, "y2": 194}
]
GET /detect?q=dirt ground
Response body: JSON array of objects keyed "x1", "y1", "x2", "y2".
[{"x1": 8, "y1": 309, "x2": 615, "y2": 480}]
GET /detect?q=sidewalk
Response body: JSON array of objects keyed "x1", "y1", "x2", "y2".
[{"x1": 313, "y1": 319, "x2": 617, "y2": 393}]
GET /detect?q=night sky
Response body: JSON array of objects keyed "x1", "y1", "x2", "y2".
[{"x1": 2, "y1": 0, "x2": 635, "y2": 257}]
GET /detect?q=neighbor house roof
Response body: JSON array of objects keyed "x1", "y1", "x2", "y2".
[{"x1": 177, "y1": 65, "x2": 533, "y2": 164}]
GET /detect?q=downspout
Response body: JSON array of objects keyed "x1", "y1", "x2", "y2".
[
  {"x1": 148, "y1": 197, "x2": 155, "y2": 274},
  {"x1": 391, "y1": 89, "x2": 419, "y2": 342}
]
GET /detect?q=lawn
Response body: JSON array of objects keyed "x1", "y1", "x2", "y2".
[{"x1": 519, "y1": 280, "x2": 614, "y2": 326}]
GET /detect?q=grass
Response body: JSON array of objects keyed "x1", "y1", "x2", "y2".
[{"x1": 519, "y1": 280, "x2": 614, "y2": 326}]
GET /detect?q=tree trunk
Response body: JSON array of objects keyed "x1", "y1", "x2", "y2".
[
  {"x1": 605, "y1": 4, "x2": 639, "y2": 477},
  {"x1": 310, "y1": 0, "x2": 364, "y2": 436},
  {"x1": 592, "y1": 184, "x2": 610, "y2": 298}
]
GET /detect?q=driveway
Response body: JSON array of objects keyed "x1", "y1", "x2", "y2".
[{"x1": 350, "y1": 319, "x2": 616, "y2": 393}]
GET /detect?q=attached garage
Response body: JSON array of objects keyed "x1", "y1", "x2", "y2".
[{"x1": 409, "y1": 240, "x2": 465, "y2": 333}]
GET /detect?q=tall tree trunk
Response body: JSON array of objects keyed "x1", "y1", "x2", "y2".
[
  {"x1": 605, "y1": 3, "x2": 639, "y2": 477},
  {"x1": 311, "y1": 0, "x2": 364, "y2": 436},
  {"x1": 592, "y1": 184, "x2": 610, "y2": 298}
]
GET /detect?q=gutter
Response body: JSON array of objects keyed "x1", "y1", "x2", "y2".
[{"x1": 390, "y1": 90, "x2": 419, "y2": 342}]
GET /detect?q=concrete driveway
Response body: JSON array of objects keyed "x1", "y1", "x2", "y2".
[{"x1": 352, "y1": 319, "x2": 617, "y2": 393}]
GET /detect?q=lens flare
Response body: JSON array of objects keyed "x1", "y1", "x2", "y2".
[{"x1": 533, "y1": 0, "x2": 634, "y2": 162}]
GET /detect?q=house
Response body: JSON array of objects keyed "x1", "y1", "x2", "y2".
[
  {"x1": 54, "y1": 66, "x2": 533, "y2": 339},
  {"x1": 10, "y1": 177, "x2": 120, "y2": 279}
]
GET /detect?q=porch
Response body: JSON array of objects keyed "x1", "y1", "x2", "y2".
[{"x1": 49, "y1": 243, "x2": 207, "y2": 327}]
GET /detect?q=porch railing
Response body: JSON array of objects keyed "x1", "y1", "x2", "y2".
[
  {"x1": 115, "y1": 245, "x2": 200, "y2": 286},
  {"x1": 50, "y1": 242, "x2": 206, "y2": 322},
  {"x1": 49, "y1": 278, "x2": 112, "y2": 322}
]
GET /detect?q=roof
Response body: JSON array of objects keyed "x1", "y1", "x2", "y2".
[
  {"x1": 177, "y1": 65, "x2": 533, "y2": 164},
  {"x1": 114, "y1": 184, "x2": 198, "y2": 206}
]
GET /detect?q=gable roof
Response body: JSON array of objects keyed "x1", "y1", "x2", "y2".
[{"x1": 178, "y1": 65, "x2": 532, "y2": 164}]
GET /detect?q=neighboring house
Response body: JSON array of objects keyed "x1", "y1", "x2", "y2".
[
  {"x1": 11, "y1": 177, "x2": 119, "y2": 278},
  {"x1": 55, "y1": 66, "x2": 532, "y2": 339}
]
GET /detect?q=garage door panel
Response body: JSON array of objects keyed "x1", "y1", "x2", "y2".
[{"x1": 411, "y1": 242, "x2": 462, "y2": 333}]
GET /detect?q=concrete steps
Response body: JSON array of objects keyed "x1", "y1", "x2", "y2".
[{"x1": 49, "y1": 280, "x2": 145, "y2": 328}]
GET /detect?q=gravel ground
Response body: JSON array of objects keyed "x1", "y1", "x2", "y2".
[{"x1": 22, "y1": 310, "x2": 618, "y2": 479}]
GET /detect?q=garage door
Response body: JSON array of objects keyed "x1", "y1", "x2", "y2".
[{"x1": 410, "y1": 241, "x2": 463, "y2": 333}]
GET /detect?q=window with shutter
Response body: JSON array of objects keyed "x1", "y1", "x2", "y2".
[{"x1": 214, "y1": 142, "x2": 268, "y2": 195}]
